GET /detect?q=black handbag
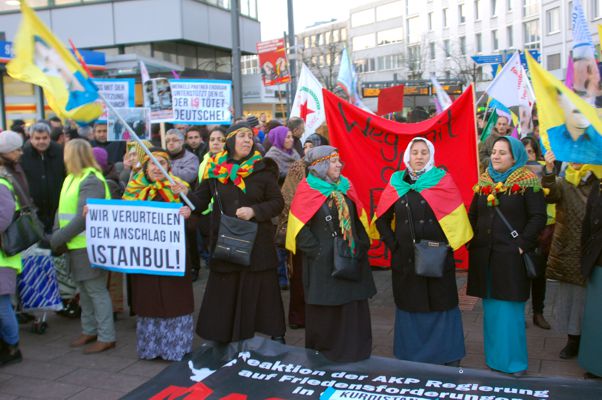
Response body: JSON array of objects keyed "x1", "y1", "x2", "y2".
[
  {"x1": 210, "y1": 181, "x2": 258, "y2": 267},
  {"x1": 404, "y1": 196, "x2": 449, "y2": 278},
  {"x1": 494, "y1": 207, "x2": 542, "y2": 279},
  {"x1": 0, "y1": 174, "x2": 44, "y2": 257},
  {"x1": 321, "y1": 203, "x2": 362, "y2": 282}
]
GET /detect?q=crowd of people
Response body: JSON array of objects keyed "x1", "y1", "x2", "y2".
[{"x1": 0, "y1": 108, "x2": 600, "y2": 382}]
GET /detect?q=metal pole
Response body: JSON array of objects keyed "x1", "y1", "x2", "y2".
[
  {"x1": 0, "y1": 70, "x2": 6, "y2": 130},
  {"x1": 287, "y1": 0, "x2": 297, "y2": 98},
  {"x1": 36, "y1": 85, "x2": 45, "y2": 120},
  {"x1": 97, "y1": 91, "x2": 195, "y2": 210},
  {"x1": 230, "y1": 0, "x2": 243, "y2": 118}
]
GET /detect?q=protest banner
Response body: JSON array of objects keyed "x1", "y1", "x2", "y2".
[
  {"x1": 324, "y1": 87, "x2": 478, "y2": 268},
  {"x1": 527, "y1": 52, "x2": 602, "y2": 164},
  {"x1": 85, "y1": 199, "x2": 185, "y2": 276},
  {"x1": 94, "y1": 78, "x2": 135, "y2": 123},
  {"x1": 169, "y1": 79, "x2": 232, "y2": 125},
  {"x1": 257, "y1": 38, "x2": 291, "y2": 87},
  {"x1": 107, "y1": 107, "x2": 150, "y2": 141},
  {"x1": 143, "y1": 77, "x2": 174, "y2": 122},
  {"x1": 123, "y1": 336, "x2": 602, "y2": 400}
]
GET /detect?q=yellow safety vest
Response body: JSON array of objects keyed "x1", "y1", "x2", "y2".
[
  {"x1": 0, "y1": 177, "x2": 23, "y2": 272},
  {"x1": 58, "y1": 168, "x2": 110, "y2": 250}
]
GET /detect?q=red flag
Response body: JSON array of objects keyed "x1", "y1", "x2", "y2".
[
  {"x1": 376, "y1": 84, "x2": 404, "y2": 116},
  {"x1": 323, "y1": 86, "x2": 479, "y2": 268}
]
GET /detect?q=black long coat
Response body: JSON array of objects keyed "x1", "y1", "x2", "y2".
[
  {"x1": 376, "y1": 186, "x2": 458, "y2": 313},
  {"x1": 20, "y1": 141, "x2": 65, "y2": 233},
  {"x1": 467, "y1": 187, "x2": 546, "y2": 302},
  {"x1": 582, "y1": 180, "x2": 602, "y2": 278},
  {"x1": 189, "y1": 158, "x2": 284, "y2": 273},
  {"x1": 296, "y1": 197, "x2": 376, "y2": 306}
]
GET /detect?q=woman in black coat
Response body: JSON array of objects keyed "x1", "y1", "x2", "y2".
[
  {"x1": 287, "y1": 146, "x2": 376, "y2": 362},
  {"x1": 187, "y1": 123, "x2": 286, "y2": 343},
  {"x1": 375, "y1": 137, "x2": 473, "y2": 366},
  {"x1": 468, "y1": 136, "x2": 546, "y2": 376},
  {"x1": 578, "y1": 178, "x2": 602, "y2": 378}
]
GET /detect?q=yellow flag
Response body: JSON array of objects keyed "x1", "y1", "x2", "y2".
[
  {"x1": 6, "y1": 1, "x2": 102, "y2": 123},
  {"x1": 526, "y1": 52, "x2": 602, "y2": 164}
]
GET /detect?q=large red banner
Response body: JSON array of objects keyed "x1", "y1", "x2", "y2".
[
  {"x1": 256, "y1": 38, "x2": 291, "y2": 87},
  {"x1": 324, "y1": 87, "x2": 479, "y2": 268}
]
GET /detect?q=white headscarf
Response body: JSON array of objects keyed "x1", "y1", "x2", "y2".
[{"x1": 403, "y1": 137, "x2": 435, "y2": 180}]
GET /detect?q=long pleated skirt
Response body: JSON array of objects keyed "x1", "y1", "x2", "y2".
[
  {"x1": 483, "y1": 298, "x2": 528, "y2": 373},
  {"x1": 394, "y1": 306, "x2": 465, "y2": 365},
  {"x1": 196, "y1": 269, "x2": 286, "y2": 343},
  {"x1": 579, "y1": 266, "x2": 602, "y2": 377},
  {"x1": 305, "y1": 300, "x2": 372, "y2": 363}
]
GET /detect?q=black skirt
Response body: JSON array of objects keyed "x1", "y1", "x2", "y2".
[
  {"x1": 196, "y1": 269, "x2": 286, "y2": 343},
  {"x1": 305, "y1": 299, "x2": 372, "y2": 363}
]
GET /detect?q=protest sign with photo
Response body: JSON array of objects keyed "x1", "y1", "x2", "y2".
[
  {"x1": 85, "y1": 199, "x2": 185, "y2": 277},
  {"x1": 324, "y1": 87, "x2": 479, "y2": 268},
  {"x1": 107, "y1": 107, "x2": 150, "y2": 141},
  {"x1": 257, "y1": 38, "x2": 291, "y2": 87},
  {"x1": 93, "y1": 78, "x2": 135, "y2": 123},
  {"x1": 122, "y1": 337, "x2": 602, "y2": 400},
  {"x1": 143, "y1": 77, "x2": 174, "y2": 122},
  {"x1": 169, "y1": 79, "x2": 232, "y2": 125}
]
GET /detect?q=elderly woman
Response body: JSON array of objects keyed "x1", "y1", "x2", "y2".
[
  {"x1": 374, "y1": 137, "x2": 472, "y2": 366},
  {"x1": 51, "y1": 139, "x2": 116, "y2": 354},
  {"x1": 579, "y1": 178, "x2": 602, "y2": 378},
  {"x1": 122, "y1": 148, "x2": 194, "y2": 361},
  {"x1": 542, "y1": 151, "x2": 600, "y2": 360},
  {"x1": 287, "y1": 146, "x2": 376, "y2": 362},
  {"x1": 468, "y1": 136, "x2": 546, "y2": 375},
  {"x1": 188, "y1": 123, "x2": 286, "y2": 343},
  {"x1": 0, "y1": 131, "x2": 28, "y2": 365}
]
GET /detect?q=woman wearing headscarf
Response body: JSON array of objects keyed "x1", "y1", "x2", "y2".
[
  {"x1": 122, "y1": 148, "x2": 193, "y2": 361},
  {"x1": 468, "y1": 136, "x2": 546, "y2": 375},
  {"x1": 374, "y1": 137, "x2": 473, "y2": 366},
  {"x1": 541, "y1": 150, "x2": 601, "y2": 360},
  {"x1": 187, "y1": 123, "x2": 286, "y2": 343},
  {"x1": 286, "y1": 146, "x2": 376, "y2": 362},
  {"x1": 579, "y1": 177, "x2": 602, "y2": 379},
  {"x1": 51, "y1": 139, "x2": 116, "y2": 354},
  {"x1": 265, "y1": 126, "x2": 301, "y2": 290}
]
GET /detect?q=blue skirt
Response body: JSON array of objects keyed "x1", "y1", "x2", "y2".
[
  {"x1": 483, "y1": 298, "x2": 527, "y2": 373},
  {"x1": 579, "y1": 266, "x2": 602, "y2": 376},
  {"x1": 394, "y1": 306, "x2": 465, "y2": 365}
]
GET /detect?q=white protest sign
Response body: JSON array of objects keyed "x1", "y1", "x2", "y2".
[
  {"x1": 85, "y1": 199, "x2": 185, "y2": 276},
  {"x1": 94, "y1": 78, "x2": 135, "y2": 123},
  {"x1": 169, "y1": 79, "x2": 232, "y2": 125},
  {"x1": 144, "y1": 77, "x2": 174, "y2": 122}
]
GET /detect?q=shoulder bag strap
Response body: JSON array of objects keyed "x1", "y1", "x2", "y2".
[
  {"x1": 320, "y1": 201, "x2": 338, "y2": 238},
  {"x1": 210, "y1": 179, "x2": 224, "y2": 215},
  {"x1": 494, "y1": 207, "x2": 519, "y2": 240},
  {"x1": 404, "y1": 195, "x2": 417, "y2": 244}
]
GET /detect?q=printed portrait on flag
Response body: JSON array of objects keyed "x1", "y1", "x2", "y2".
[{"x1": 528, "y1": 52, "x2": 602, "y2": 164}]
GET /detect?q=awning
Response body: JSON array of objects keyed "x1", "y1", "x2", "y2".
[
  {"x1": 102, "y1": 54, "x2": 184, "y2": 77},
  {"x1": 0, "y1": 40, "x2": 106, "y2": 70}
]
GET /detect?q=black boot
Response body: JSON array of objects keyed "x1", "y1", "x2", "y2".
[
  {"x1": 0, "y1": 343, "x2": 22, "y2": 366},
  {"x1": 271, "y1": 336, "x2": 286, "y2": 345},
  {"x1": 559, "y1": 335, "x2": 580, "y2": 359}
]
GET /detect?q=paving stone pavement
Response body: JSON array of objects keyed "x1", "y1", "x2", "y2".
[{"x1": 0, "y1": 268, "x2": 591, "y2": 399}]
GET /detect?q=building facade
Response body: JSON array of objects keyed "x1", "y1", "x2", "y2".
[{"x1": 0, "y1": 0, "x2": 260, "y2": 127}]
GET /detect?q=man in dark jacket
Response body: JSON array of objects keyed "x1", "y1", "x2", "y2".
[
  {"x1": 184, "y1": 126, "x2": 208, "y2": 162},
  {"x1": 20, "y1": 122, "x2": 66, "y2": 234},
  {"x1": 89, "y1": 123, "x2": 126, "y2": 165}
]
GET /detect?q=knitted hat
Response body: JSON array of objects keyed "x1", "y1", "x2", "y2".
[
  {"x1": 246, "y1": 115, "x2": 259, "y2": 127},
  {"x1": 92, "y1": 147, "x2": 109, "y2": 171},
  {"x1": 0, "y1": 130, "x2": 24, "y2": 154}
]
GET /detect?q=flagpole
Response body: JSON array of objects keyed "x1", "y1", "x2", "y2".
[
  {"x1": 96, "y1": 91, "x2": 195, "y2": 210},
  {"x1": 475, "y1": 91, "x2": 487, "y2": 107}
]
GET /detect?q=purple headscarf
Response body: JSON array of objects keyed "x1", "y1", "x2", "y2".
[{"x1": 268, "y1": 126, "x2": 292, "y2": 154}]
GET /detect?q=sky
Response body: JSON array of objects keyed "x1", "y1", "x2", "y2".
[{"x1": 257, "y1": 0, "x2": 369, "y2": 41}]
